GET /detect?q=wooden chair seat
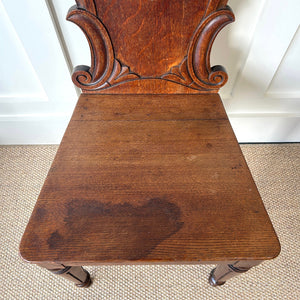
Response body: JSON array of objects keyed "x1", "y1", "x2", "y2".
[
  {"x1": 20, "y1": 0, "x2": 280, "y2": 288},
  {"x1": 20, "y1": 94, "x2": 279, "y2": 278}
]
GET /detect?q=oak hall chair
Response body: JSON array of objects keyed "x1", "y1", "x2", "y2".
[{"x1": 20, "y1": 0, "x2": 280, "y2": 288}]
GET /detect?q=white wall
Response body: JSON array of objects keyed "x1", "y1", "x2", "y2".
[
  {"x1": 0, "y1": 0, "x2": 299, "y2": 144},
  {"x1": 212, "y1": 0, "x2": 300, "y2": 142},
  {"x1": 0, "y1": 0, "x2": 77, "y2": 144}
]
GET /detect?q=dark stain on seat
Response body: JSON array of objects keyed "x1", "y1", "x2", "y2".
[{"x1": 47, "y1": 198, "x2": 184, "y2": 260}]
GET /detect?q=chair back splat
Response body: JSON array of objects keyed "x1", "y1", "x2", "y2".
[{"x1": 67, "y1": 0, "x2": 234, "y2": 94}]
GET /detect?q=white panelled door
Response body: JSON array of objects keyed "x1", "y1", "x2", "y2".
[
  {"x1": 222, "y1": 0, "x2": 300, "y2": 142},
  {"x1": 0, "y1": 0, "x2": 77, "y2": 144},
  {"x1": 0, "y1": 0, "x2": 299, "y2": 144}
]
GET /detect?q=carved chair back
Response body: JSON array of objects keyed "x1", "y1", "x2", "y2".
[{"x1": 68, "y1": 0, "x2": 234, "y2": 94}]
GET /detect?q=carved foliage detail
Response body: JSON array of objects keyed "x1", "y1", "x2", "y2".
[
  {"x1": 67, "y1": 5, "x2": 139, "y2": 91},
  {"x1": 161, "y1": 58, "x2": 201, "y2": 90},
  {"x1": 162, "y1": 6, "x2": 234, "y2": 90},
  {"x1": 107, "y1": 59, "x2": 140, "y2": 86}
]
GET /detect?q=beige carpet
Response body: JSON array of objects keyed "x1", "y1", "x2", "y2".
[{"x1": 0, "y1": 144, "x2": 299, "y2": 299}]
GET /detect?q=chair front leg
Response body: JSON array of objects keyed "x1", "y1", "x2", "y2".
[
  {"x1": 39, "y1": 263, "x2": 92, "y2": 288},
  {"x1": 209, "y1": 260, "x2": 262, "y2": 286}
]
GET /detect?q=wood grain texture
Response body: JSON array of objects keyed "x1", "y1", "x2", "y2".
[
  {"x1": 67, "y1": 0, "x2": 234, "y2": 93},
  {"x1": 20, "y1": 94, "x2": 280, "y2": 265}
]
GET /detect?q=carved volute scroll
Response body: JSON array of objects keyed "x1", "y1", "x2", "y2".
[{"x1": 67, "y1": 0, "x2": 234, "y2": 94}]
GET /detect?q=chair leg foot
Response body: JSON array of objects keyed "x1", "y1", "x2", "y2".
[
  {"x1": 75, "y1": 269, "x2": 92, "y2": 288},
  {"x1": 208, "y1": 260, "x2": 262, "y2": 287},
  {"x1": 48, "y1": 266, "x2": 92, "y2": 288},
  {"x1": 208, "y1": 268, "x2": 226, "y2": 286}
]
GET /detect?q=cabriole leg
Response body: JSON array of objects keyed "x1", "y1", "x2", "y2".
[{"x1": 209, "y1": 260, "x2": 261, "y2": 286}]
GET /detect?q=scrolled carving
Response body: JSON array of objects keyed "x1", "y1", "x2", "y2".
[
  {"x1": 67, "y1": 4, "x2": 140, "y2": 92},
  {"x1": 67, "y1": 6, "x2": 114, "y2": 90},
  {"x1": 161, "y1": 6, "x2": 234, "y2": 91},
  {"x1": 208, "y1": 65, "x2": 228, "y2": 86},
  {"x1": 187, "y1": 6, "x2": 234, "y2": 89},
  {"x1": 75, "y1": 0, "x2": 97, "y2": 15}
]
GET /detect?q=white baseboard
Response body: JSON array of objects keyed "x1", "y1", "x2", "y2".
[
  {"x1": 0, "y1": 115, "x2": 70, "y2": 145},
  {"x1": 229, "y1": 114, "x2": 300, "y2": 143}
]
